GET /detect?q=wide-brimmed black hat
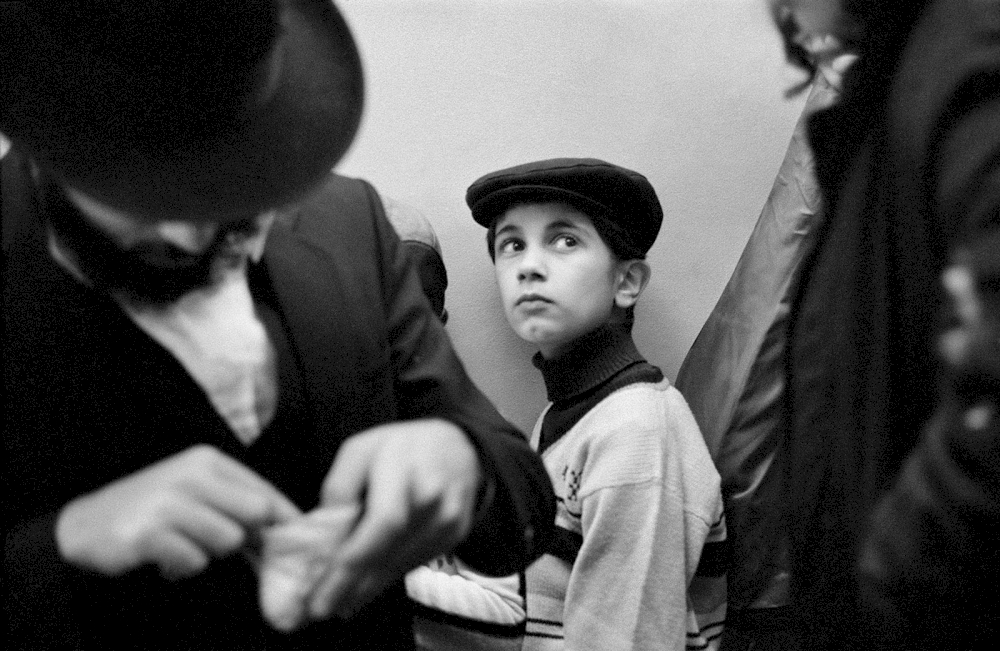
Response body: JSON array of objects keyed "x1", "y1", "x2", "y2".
[
  {"x1": 0, "y1": 0, "x2": 364, "y2": 222},
  {"x1": 466, "y1": 157, "x2": 663, "y2": 260}
]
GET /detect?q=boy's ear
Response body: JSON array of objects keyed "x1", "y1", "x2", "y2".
[{"x1": 614, "y1": 259, "x2": 651, "y2": 309}]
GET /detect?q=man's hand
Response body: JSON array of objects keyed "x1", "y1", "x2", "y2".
[
  {"x1": 308, "y1": 418, "x2": 484, "y2": 620},
  {"x1": 941, "y1": 261, "x2": 1000, "y2": 400},
  {"x1": 56, "y1": 445, "x2": 300, "y2": 579}
]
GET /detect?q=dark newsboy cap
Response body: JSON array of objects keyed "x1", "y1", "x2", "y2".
[
  {"x1": 0, "y1": 0, "x2": 364, "y2": 222},
  {"x1": 466, "y1": 157, "x2": 663, "y2": 259}
]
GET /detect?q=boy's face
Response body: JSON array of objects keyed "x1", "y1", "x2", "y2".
[{"x1": 493, "y1": 202, "x2": 624, "y2": 359}]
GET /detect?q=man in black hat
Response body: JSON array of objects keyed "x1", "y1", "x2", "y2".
[
  {"x1": 1, "y1": 2, "x2": 552, "y2": 649},
  {"x1": 465, "y1": 158, "x2": 727, "y2": 650}
]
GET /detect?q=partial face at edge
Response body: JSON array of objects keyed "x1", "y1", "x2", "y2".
[
  {"x1": 774, "y1": 0, "x2": 846, "y2": 37},
  {"x1": 771, "y1": 0, "x2": 857, "y2": 44},
  {"x1": 49, "y1": 179, "x2": 276, "y2": 304},
  {"x1": 492, "y1": 202, "x2": 627, "y2": 359}
]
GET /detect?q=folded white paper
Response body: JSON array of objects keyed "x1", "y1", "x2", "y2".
[{"x1": 258, "y1": 504, "x2": 360, "y2": 631}]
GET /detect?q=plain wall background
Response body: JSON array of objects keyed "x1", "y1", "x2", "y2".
[{"x1": 336, "y1": 0, "x2": 808, "y2": 434}]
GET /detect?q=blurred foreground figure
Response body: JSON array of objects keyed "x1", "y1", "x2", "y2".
[
  {"x1": 763, "y1": 0, "x2": 1000, "y2": 648},
  {"x1": 1, "y1": 2, "x2": 553, "y2": 649}
]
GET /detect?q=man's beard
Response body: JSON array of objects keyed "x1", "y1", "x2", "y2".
[{"x1": 42, "y1": 178, "x2": 260, "y2": 305}]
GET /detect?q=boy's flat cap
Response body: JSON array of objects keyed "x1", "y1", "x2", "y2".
[{"x1": 466, "y1": 158, "x2": 663, "y2": 258}]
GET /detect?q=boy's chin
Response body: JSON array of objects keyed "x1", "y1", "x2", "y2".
[
  {"x1": 513, "y1": 323, "x2": 559, "y2": 348},
  {"x1": 525, "y1": 334, "x2": 573, "y2": 360}
]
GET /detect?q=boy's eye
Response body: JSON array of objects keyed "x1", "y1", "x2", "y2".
[
  {"x1": 496, "y1": 237, "x2": 524, "y2": 255},
  {"x1": 553, "y1": 234, "x2": 578, "y2": 250}
]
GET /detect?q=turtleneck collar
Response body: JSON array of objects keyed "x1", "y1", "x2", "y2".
[{"x1": 532, "y1": 321, "x2": 645, "y2": 403}]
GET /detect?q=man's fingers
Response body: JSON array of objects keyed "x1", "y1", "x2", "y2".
[
  {"x1": 306, "y1": 421, "x2": 484, "y2": 620},
  {"x1": 198, "y1": 450, "x2": 301, "y2": 524},
  {"x1": 309, "y1": 519, "x2": 449, "y2": 620},
  {"x1": 170, "y1": 501, "x2": 248, "y2": 557},
  {"x1": 148, "y1": 531, "x2": 211, "y2": 580},
  {"x1": 56, "y1": 446, "x2": 300, "y2": 579},
  {"x1": 308, "y1": 478, "x2": 409, "y2": 617},
  {"x1": 330, "y1": 531, "x2": 444, "y2": 619},
  {"x1": 320, "y1": 435, "x2": 378, "y2": 506},
  {"x1": 309, "y1": 474, "x2": 462, "y2": 619},
  {"x1": 943, "y1": 265, "x2": 979, "y2": 325}
]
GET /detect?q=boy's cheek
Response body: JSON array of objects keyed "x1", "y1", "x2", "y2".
[
  {"x1": 503, "y1": 308, "x2": 523, "y2": 334},
  {"x1": 495, "y1": 275, "x2": 519, "y2": 312}
]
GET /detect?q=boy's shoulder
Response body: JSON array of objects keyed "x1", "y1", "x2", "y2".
[
  {"x1": 544, "y1": 378, "x2": 719, "y2": 501},
  {"x1": 552, "y1": 378, "x2": 704, "y2": 459},
  {"x1": 583, "y1": 377, "x2": 696, "y2": 431}
]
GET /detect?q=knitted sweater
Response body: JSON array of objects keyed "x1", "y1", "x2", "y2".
[
  {"x1": 524, "y1": 324, "x2": 726, "y2": 651},
  {"x1": 406, "y1": 555, "x2": 525, "y2": 651}
]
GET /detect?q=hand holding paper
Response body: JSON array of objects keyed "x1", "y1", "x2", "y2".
[{"x1": 258, "y1": 504, "x2": 361, "y2": 631}]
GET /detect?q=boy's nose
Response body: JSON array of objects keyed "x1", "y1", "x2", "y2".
[
  {"x1": 517, "y1": 268, "x2": 544, "y2": 282},
  {"x1": 516, "y1": 252, "x2": 546, "y2": 281}
]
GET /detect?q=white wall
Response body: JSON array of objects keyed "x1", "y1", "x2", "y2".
[{"x1": 336, "y1": 0, "x2": 808, "y2": 434}]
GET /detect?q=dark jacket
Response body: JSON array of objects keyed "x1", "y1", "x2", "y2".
[
  {"x1": 786, "y1": 0, "x2": 1000, "y2": 647},
  {"x1": 2, "y1": 153, "x2": 554, "y2": 650}
]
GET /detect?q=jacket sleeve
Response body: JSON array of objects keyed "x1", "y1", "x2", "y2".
[{"x1": 364, "y1": 180, "x2": 554, "y2": 577}]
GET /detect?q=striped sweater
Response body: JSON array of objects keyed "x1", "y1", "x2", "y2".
[{"x1": 525, "y1": 324, "x2": 726, "y2": 650}]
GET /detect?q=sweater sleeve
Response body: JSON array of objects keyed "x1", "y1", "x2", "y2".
[
  {"x1": 406, "y1": 556, "x2": 525, "y2": 651},
  {"x1": 406, "y1": 555, "x2": 524, "y2": 625},
  {"x1": 558, "y1": 405, "x2": 719, "y2": 651},
  {"x1": 565, "y1": 480, "x2": 696, "y2": 651}
]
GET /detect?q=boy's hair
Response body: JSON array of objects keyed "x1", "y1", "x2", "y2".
[{"x1": 466, "y1": 158, "x2": 663, "y2": 263}]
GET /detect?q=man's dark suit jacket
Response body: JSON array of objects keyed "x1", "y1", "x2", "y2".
[{"x1": 2, "y1": 152, "x2": 554, "y2": 650}]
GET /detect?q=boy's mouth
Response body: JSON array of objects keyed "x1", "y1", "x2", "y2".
[{"x1": 516, "y1": 293, "x2": 553, "y2": 306}]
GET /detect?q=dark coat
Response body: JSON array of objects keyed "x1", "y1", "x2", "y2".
[
  {"x1": 785, "y1": 0, "x2": 1000, "y2": 647},
  {"x1": 2, "y1": 154, "x2": 554, "y2": 650}
]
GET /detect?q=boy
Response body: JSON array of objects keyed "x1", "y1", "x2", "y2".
[{"x1": 466, "y1": 158, "x2": 727, "y2": 650}]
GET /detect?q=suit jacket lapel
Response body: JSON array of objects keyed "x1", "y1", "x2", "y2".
[{"x1": 262, "y1": 215, "x2": 361, "y2": 444}]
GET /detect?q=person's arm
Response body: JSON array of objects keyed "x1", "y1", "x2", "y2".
[
  {"x1": 566, "y1": 483, "x2": 696, "y2": 650},
  {"x1": 307, "y1": 180, "x2": 553, "y2": 620},
  {"x1": 375, "y1": 179, "x2": 552, "y2": 578},
  {"x1": 406, "y1": 556, "x2": 524, "y2": 651},
  {"x1": 406, "y1": 555, "x2": 524, "y2": 625},
  {"x1": 561, "y1": 422, "x2": 709, "y2": 651}
]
